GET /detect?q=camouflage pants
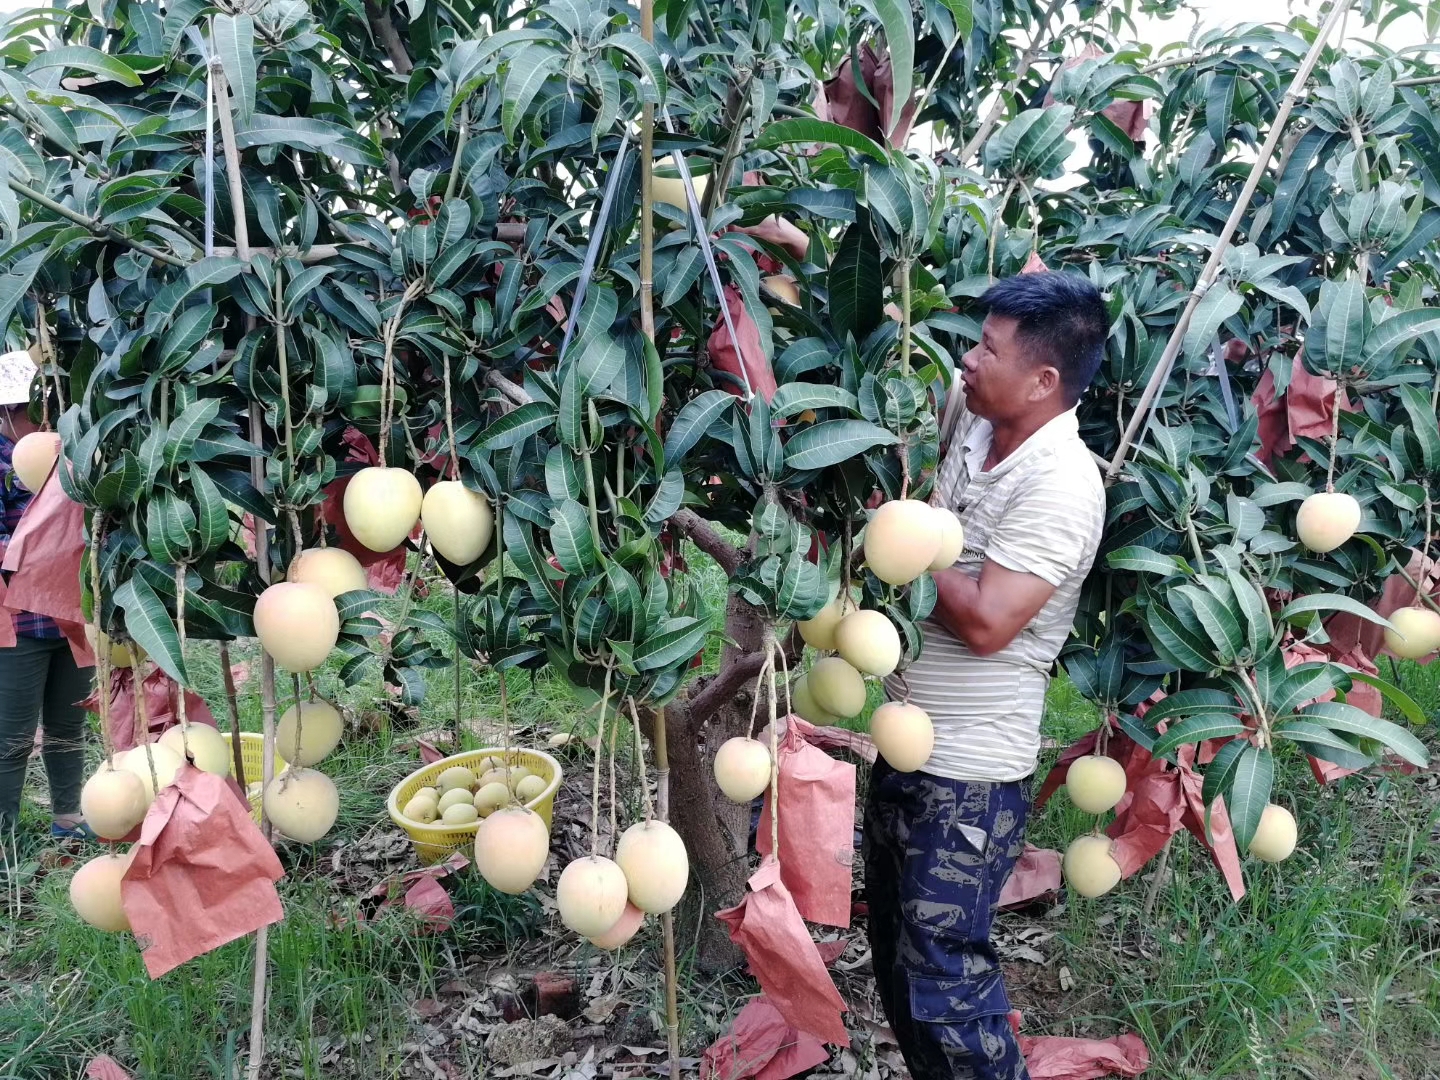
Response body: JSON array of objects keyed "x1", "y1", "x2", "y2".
[{"x1": 863, "y1": 761, "x2": 1032, "y2": 1080}]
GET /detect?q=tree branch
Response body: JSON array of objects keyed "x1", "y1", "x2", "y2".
[
  {"x1": 364, "y1": 0, "x2": 414, "y2": 75},
  {"x1": 9, "y1": 178, "x2": 186, "y2": 268},
  {"x1": 687, "y1": 650, "x2": 770, "y2": 728},
  {"x1": 483, "y1": 369, "x2": 533, "y2": 409},
  {"x1": 670, "y1": 508, "x2": 744, "y2": 576},
  {"x1": 957, "y1": 0, "x2": 1066, "y2": 163}
]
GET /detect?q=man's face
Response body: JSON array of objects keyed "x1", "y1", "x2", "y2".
[{"x1": 959, "y1": 314, "x2": 1059, "y2": 422}]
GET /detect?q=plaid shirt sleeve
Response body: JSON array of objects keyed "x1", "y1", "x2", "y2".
[{"x1": 0, "y1": 434, "x2": 62, "y2": 640}]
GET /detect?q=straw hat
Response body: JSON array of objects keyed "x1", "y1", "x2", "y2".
[{"x1": 0, "y1": 350, "x2": 36, "y2": 406}]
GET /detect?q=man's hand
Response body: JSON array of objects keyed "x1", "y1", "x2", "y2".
[{"x1": 931, "y1": 561, "x2": 1057, "y2": 656}]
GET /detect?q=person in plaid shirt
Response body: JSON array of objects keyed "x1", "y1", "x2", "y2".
[{"x1": 0, "y1": 350, "x2": 95, "y2": 840}]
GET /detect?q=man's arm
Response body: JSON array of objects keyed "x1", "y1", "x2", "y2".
[{"x1": 931, "y1": 561, "x2": 1055, "y2": 657}]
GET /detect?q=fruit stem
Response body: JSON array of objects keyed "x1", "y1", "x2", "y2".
[
  {"x1": 35, "y1": 300, "x2": 50, "y2": 431},
  {"x1": 89, "y1": 513, "x2": 114, "y2": 763},
  {"x1": 607, "y1": 699, "x2": 619, "y2": 856},
  {"x1": 219, "y1": 641, "x2": 247, "y2": 791},
  {"x1": 745, "y1": 651, "x2": 775, "y2": 740},
  {"x1": 1417, "y1": 496, "x2": 1433, "y2": 608},
  {"x1": 1185, "y1": 515, "x2": 1208, "y2": 578},
  {"x1": 581, "y1": 444, "x2": 603, "y2": 558},
  {"x1": 272, "y1": 266, "x2": 296, "y2": 496},
  {"x1": 627, "y1": 697, "x2": 655, "y2": 821},
  {"x1": 1324, "y1": 379, "x2": 1344, "y2": 493},
  {"x1": 899, "y1": 255, "x2": 913, "y2": 377},
  {"x1": 442, "y1": 352, "x2": 461, "y2": 480},
  {"x1": 132, "y1": 659, "x2": 158, "y2": 796},
  {"x1": 765, "y1": 628, "x2": 780, "y2": 860},
  {"x1": 588, "y1": 657, "x2": 614, "y2": 856},
  {"x1": 174, "y1": 564, "x2": 190, "y2": 755},
  {"x1": 291, "y1": 673, "x2": 304, "y2": 777}
]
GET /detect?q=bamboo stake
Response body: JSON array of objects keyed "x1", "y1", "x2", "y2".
[
  {"x1": 639, "y1": 4, "x2": 679, "y2": 1074},
  {"x1": 1104, "y1": 0, "x2": 1348, "y2": 482},
  {"x1": 215, "y1": 62, "x2": 280, "y2": 1080}
]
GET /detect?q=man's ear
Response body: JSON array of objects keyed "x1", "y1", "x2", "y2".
[{"x1": 1028, "y1": 364, "x2": 1062, "y2": 402}]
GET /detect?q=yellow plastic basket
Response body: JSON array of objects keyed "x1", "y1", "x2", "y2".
[
  {"x1": 221, "y1": 732, "x2": 288, "y2": 824},
  {"x1": 387, "y1": 747, "x2": 563, "y2": 865}
]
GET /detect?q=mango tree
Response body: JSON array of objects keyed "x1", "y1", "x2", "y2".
[{"x1": 0, "y1": 0, "x2": 1436, "y2": 982}]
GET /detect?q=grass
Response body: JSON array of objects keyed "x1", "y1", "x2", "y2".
[{"x1": 2, "y1": 554, "x2": 1439, "y2": 1079}]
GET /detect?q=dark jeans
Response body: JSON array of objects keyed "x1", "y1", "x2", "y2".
[
  {"x1": 863, "y1": 761, "x2": 1032, "y2": 1080},
  {"x1": 0, "y1": 635, "x2": 94, "y2": 827}
]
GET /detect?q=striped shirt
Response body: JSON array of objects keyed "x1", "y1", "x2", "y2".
[
  {"x1": 0, "y1": 433, "x2": 62, "y2": 640},
  {"x1": 883, "y1": 397, "x2": 1104, "y2": 782}
]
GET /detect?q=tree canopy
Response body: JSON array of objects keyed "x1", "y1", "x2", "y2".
[{"x1": 0, "y1": 0, "x2": 1436, "y2": 890}]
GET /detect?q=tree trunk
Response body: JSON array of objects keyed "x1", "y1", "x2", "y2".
[{"x1": 656, "y1": 592, "x2": 772, "y2": 972}]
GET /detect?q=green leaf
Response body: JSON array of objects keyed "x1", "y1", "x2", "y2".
[
  {"x1": 1299, "y1": 701, "x2": 1429, "y2": 766},
  {"x1": 549, "y1": 499, "x2": 597, "y2": 574},
  {"x1": 233, "y1": 115, "x2": 352, "y2": 154},
  {"x1": 1225, "y1": 743, "x2": 1273, "y2": 851},
  {"x1": 189, "y1": 466, "x2": 230, "y2": 557},
  {"x1": 1342, "y1": 669, "x2": 1428, "y2": 726},
  {"x1": 754, "y1": 118, "x2": 889, "y2": 163},
  {"x1": 144, "y1": 256, "x2": 247, "y2": 332},
  {"x1": 939, "y1": 0, "x2": 973, "y2": 34},
  {"x1": 91, "y1": 452, "x2": 142, "y2": 509},
  {"x1": 770, "y1": 383, "x2": 859, "y2": 418},
  {"x1": 784, "y1": 420, "x2": 898, "y2": 471},
  {"x1": 1201, "y1": 737, "x2": 1247, "y2": 809},
  {"x1": 164, "y1": 398, "x2": 221, "y2": 468},
  {"x1": 27, "y1": 45, "x2": 141, "y2": 86},
  {"x1": 1324, "y1": 276, "x2": 1367, "y2": 372},
  {"x1": 1269, "y1": 662, "x2": 1340, "y2": 718},
  {"x1": 869, "y1": 0, "x2": 913, "y2": 136},
  {"x1": 1275, "y1": 593, "x2": 1393, "y2": 630},
  {"x1": 865, "y1": 161, "x2": 914, "y2": 238},
  {"x1": 1183, "y1": 284, "x2": 1243, "y2": 360},
  {"x1": 1143, "y1": 688, "x2": 1243, "y2": 725},
  {"x1": 114, "y1": 574, "x2": 188, "y2": 683},
  {"x1": 662, "y1": 390, "x2": 733, "y2": 468},
  {"x1": 1144, "y1": 603, "x2": 1217, "y2": 672},
  {"x1": 1105, "y1": 546, "x2": 1191, "y2": 577},
  {"x1": 1273, "y1": 719, "x2": 1369, "y2": 759},
  {"x1": 1152, "y1": 715, "x2": 1248, "y2": 759},
  {"x1": 502, "y1": 44, "x2": 563, "y2": 141},
  {"x1": 632, "y1": 617, "x2": 708, "y2": 672},
  {"x1": 829, "y1": 218, "x2": 883, "y2": 341},
  {"x1": 1397, "y1": 382, "x2": 1440, "y2": 472},
  {"x1": 1173, "y1": 584, "x2": 1245, "y2": 663},
  {"x1": 1205, "y1": 72, "x2": 1235, "y2": 146},
  {"x1": 478, "y1": 402, "x2": 555, "y2": 450},
  {"x1": 213, "y1": 14, "x2": 257, "y2": 124}
]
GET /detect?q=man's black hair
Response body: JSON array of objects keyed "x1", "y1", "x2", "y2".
[{"x1": 978, "y1": 271, "x2": 1109, "y2": 402}]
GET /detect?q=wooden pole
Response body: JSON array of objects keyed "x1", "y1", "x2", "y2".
[
  {"x1": 638, "y1": 3, "x2": 679, "y2": 1075},
  {"x1": 1104, "y1": 0, "x2": 1349, "y2": 482},
  {"x1": 214, "y1": 61, "x2": 280, "y2": 1080}
]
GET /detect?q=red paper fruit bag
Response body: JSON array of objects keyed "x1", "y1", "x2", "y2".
[
  {"x1": 1, "y1": 468, "x2": 84, "y2": 625},
  {"x1": 122, "y1": 765, "x2": 285, "y2": 978},
  {"x1": 83, "y1": 667, "x2": 218, "y2": 753},
  {"x1": 707, "y1": 285, "x2": 778, "y2": 403},
  {"x1": 715, "y1": 858, "x2": 848, "y2": 1045},
  {"x1": 755, "y1": 716, "x2": 855, "y2": 928},
  {"x1": 1019, "y1": 1031, "x2": 1150, "y2": 1079},
  {"x1": 701, "y1": 996, "x2": 828, "y2": 1080}
]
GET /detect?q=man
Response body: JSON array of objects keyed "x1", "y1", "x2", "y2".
[
  {"x1": 0, "y1": 350, "x2": 95, "y2": 840},
  {"x1": 865, "y1": 272, "x2": 1109, "y2": 1079}
]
